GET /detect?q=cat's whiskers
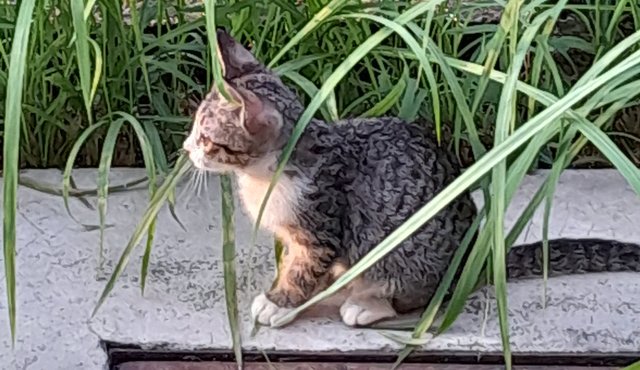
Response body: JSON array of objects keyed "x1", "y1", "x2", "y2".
[{"x1": 180, "y1": 166, "x2": 200, "y2": 205}]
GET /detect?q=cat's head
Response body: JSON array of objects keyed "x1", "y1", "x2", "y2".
[{"x1": 183, "y1": 29, "x2": 301, "y2": 174}]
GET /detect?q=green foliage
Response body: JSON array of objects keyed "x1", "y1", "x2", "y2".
[{"x1": 2, "y1": 0, "x2": 640, "y2": 368}]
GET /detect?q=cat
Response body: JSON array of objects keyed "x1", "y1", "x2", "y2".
[{"x1": 183, "y1": 29, "x2": 640, "y2": 327}]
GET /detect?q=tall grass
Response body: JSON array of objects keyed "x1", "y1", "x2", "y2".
[{"x1": 2, "y1": 0, "x2": 640, "y2": 368}]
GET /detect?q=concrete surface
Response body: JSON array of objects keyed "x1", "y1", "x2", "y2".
[{"x1": 1, "y1": 169, "x2": 640, "y2": 369}]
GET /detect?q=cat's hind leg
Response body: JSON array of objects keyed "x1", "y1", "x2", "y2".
[{"x1": 340, "y1": 280, "x2": 397, "y2": 327}]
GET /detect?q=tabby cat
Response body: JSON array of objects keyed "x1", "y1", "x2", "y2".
[{"x1": 183, "y1": 29, "x2": 640, "y2": 327}]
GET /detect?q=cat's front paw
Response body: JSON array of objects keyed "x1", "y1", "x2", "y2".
[{"x1": 251, "y1": 293, "x2": 293, "y2": 327}]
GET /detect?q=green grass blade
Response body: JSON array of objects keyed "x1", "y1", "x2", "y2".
[
  {"x1": 204, "y1": 0, "x2": 234, "y2": 102},
  {"x1": 204, "y1": 3, "x2": 242, "y2": 368},
  {"x1": 92, "y1": 154, "x2": 190, "y2": 317},
  {"x1": 111, "y1": 112, "x2": 158, "y2": 295},
  {"x1": 62, "y1": 121, "x2": 108, "y2": 225},
  {"x1": 576, "y1": 122, "x2": 640, "y2": 195},
  {"x1": 139, "y1": 218, "x2": 156, "y2": 296},
  {"x1": 267, "y1": 0, "x2": 349, "y2": 68},
  {"x1": 71, "y1": 0, "x2": 93, "y2": 123},
  {"x1": 220, "y1": 175, "x2": 242, "y2": 369},
  {"x1": 487, "y1": 2, "x2": 530, "y2": 367},
  {"x1": 361, "y1": 73, "x2": 407, "y2": 117},
  {"x1": 281, "y1": 70, "x2": 335, "y2": 121},
  {"x1": 88, "y1": 38, "x2": 103, "y2": 105},
  {"x1": 97, "y1": 119, "x2": 124, "y2": 267},
  {"x1": 2, "y1": 0, "x2": 36, "y2": 342}
]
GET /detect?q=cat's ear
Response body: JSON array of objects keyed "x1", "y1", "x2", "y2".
[
  {"x1": 238, "y1": 88, "x2": 282, "y2": 138},
  {"x1": 216, "y1": 28, "x2": 263, "y2": 79}
]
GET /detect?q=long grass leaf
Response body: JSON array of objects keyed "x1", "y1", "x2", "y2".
[
  {"x1": 204, "y1": 3, "x2": 242, "y2": 367},
  {"x1": 111, "y1": 112, "x2": 158, "y2": 295},
  {"x1": 488, "y1": 2, "x2": 527, "y2": 367},
  {"x1": 220, "y1": 175, "x2": 242, "y2": 369},
  {"x1": 204, "y1": 0, "x2": 234, "y2": 102},
  {"x1": 2, "y1": 0, "x2": 36, "y2": 342},
  {"x1": 97, "y1": 119, "x2": 125, "y2": 267},
  {"x1": 71, "y1": 0, "x2": 93, "y2": 123},
  {"x1": 88, "y1": 38, "x2": 103, "y2": 105},
  {"x1": 576, "y1": 122, "x2": 640, "y2": 195},
  {"x1": 92, "y1": 155, "x2": 190, "y2": 317},
  {"x1": 62, "y1": 121, "x2": 108, "y2": 224}
]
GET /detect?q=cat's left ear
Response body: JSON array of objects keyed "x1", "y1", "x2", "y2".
[
  {"x1": 237, "y1": 88, "x2": 282, "y2": 139},
  {"x1": 216, "y1": 28, "x2": 264, "y2": 79}
]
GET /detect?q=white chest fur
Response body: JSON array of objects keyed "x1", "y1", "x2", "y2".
[{"x1": 236, "y1": 173, "x2": 305, "y2": 232}]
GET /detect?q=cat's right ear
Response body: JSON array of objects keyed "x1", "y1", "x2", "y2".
[{"x1": 216, "y1": 28, "x2": 263, "y2": 79}]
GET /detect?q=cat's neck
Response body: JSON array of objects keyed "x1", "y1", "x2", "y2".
[{"x1": 233, "y1": 150, "x2": 309, "y2": 231}]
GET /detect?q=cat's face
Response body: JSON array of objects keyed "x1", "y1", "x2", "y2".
[{"x1": 183, "y1": 30, "x2": 284, "y2": 173}]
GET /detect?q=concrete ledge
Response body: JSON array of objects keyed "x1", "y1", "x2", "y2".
[{"x1": 1, "y1": 169, "x2": 640, "y2": 369}]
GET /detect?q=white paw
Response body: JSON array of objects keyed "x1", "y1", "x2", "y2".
[
  {"x1": 250, "y1": 293, "x2": 292, "y2": 327},
  {"x1": 340, "y1": 300, "x2": 395, "y2": 327}
]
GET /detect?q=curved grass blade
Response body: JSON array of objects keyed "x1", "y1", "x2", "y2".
[
  {"x1": 220, "y1": 174, "x2": 242, "y2": 369},
  {"x1": 92, "y1": 154, "x2": 190, "y2": 317},
  {"x1": 576, "y1": 122, "x2": 640, "y2": 195},
  {"x1": 62, "y1": 121, "x2": 108, "y2": 226},
  {"x1": 88, "y1": 38, "x2": 103, "y2": 105},
  {"x1": 111, "y1": 112, "x2": 159, "y2": 295},
  {"x1": 167, "y1": 187, "x2": 187, "y2": 232},
  {"x1": 204, "y1": 0, "x2": 234, "y2": 102},
  {"x1": 70, "y1": 0, "x2": 93, "y2": 123},
  {"x1": 379, "y1": 330, "x2": 433, "y2": 346},
  {"x1": 2, "y1": 0, "x2": 36, "y2": 342},
  {"x1": 97, "y1": 119, "x2": 125, "y2": 267}
]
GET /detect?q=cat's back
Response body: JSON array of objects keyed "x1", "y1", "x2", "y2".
[
  {"x1": 327, "y1": 116, "x2": 461, "y2": 180},
  {"x1": 330, "y1": 116, "x2": 469, "y2": 231}
]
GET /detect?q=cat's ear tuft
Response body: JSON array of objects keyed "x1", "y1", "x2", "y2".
[{"x1": 216, "y1": 29, "x2": 263, "y2": 79}]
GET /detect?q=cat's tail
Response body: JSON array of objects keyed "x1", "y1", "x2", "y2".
[{"x1": 506, "y1": 238, "x2": 640, "y2": 280}]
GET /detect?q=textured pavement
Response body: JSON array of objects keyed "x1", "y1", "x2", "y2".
[{"x1": 0, "y1": 169, "x2": 639, "y2": 369}]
